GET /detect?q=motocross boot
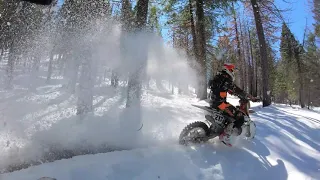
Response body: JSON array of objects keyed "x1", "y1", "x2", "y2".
[
  {"x1": 219, "y1": 123, "x2": 234, "y2": 146},
  {"x1": 219, "y1": 132, "x2": 232, "y2": 147}
]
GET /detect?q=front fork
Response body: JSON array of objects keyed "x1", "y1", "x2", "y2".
[
  {"x1": 239, "y1": 99, "x2": 255, "y2": 138},
  {"x1": 239, "y1": 99, "x2": 250, "y2": 116}
]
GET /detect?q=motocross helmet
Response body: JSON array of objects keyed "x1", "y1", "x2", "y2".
[{"x1": 222, "y1": 63, "x2": 235, "y2": 81}]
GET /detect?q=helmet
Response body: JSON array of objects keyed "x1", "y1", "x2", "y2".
[{"x1": 222, "y1": 63, "x2": 235, "y2": 81}]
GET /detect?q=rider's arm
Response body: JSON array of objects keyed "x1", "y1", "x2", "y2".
[
  {"x1": 226, "y1": 81, "x2": 250, "y2": 100},
  {"x1": 208, "y1": 73, "x2": 223, "y2": 90}
]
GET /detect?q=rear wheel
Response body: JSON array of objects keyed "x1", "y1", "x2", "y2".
[{"x1": 179, "y1": 121, "x2": 210, "y2": 145}]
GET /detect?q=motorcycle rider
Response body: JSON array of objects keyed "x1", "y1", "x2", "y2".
[{"x1": 208, "y1": 63, "x2": 258, "y2": 146}]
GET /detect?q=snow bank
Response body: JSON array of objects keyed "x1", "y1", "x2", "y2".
[
  {"x1": 1, "y1": 86, "x2": 319, "y2": 179},
  {"x1": 1, "y1": 144, "x2": 289, "y2": 180}
]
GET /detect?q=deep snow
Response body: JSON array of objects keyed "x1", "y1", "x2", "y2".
[
  {"x1": 1, "y1": 13, "x2": 318, "y2": 180},
  {"x1": 0, "y1": 78, "x2": 319, "y2": 180}
]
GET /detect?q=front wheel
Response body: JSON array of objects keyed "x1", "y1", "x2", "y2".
[
  {"x1": 242, "y1": 121, "x2": 256, "y2": 139},
  {"x1": 179, "y1": 121, "x2": 210, "y2": 145}
]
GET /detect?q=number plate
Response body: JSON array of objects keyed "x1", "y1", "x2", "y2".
[{"x1": 213, "y1": 113, "x2": 225, "y2": 124}]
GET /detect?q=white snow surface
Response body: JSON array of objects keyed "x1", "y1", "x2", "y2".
[{"x1": 0, "y1": 82, "x2": 319, "y2": 180}]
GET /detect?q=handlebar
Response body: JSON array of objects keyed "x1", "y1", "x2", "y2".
[{"x1": 239, "y1": 96, "x2": 261, "y2": 103}]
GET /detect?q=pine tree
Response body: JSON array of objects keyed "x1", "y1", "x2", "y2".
[
  {"x1": 313, "y1": 0, "x2": 320, "y2": 37},
  {"x1": 148, "y1": 6, "x2": 161, "y2": 35},
  {"x1": 304, "y1": 33, "x2": 320, "y2": 107},
  {"x1": 279, "y1": 23, "x2": 306, "y2": 108}
]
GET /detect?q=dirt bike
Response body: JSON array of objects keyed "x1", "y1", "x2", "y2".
[{"x1": 178, "y1": 97, "x2": 258, "y2": 146}]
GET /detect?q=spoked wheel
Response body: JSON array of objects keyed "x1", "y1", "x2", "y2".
[
  {"x1": 247, "y1": 121, "x2": 256, "y2": 139},
  {"x1": 242, "y1": 120, "x2": 256, "y2": 140},
  {"x1": 179, "y1": 121, "x2": 210, "y2": 145}
]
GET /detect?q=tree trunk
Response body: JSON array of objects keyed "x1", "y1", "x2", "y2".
[
  {"x1": 32, "y1": 55, "x2": 41, "y2": 72},
  {"x1": 6, "y1": 42, "x2": 15, "y2": 89},
  {"x1": 46, "y1": 50, "x2": 54, "y2": 83},
  {"x1": 251, "y1": 0, "x2": 271, "y2": 107},
  {"x1": 307, "y1": 82, "x2": 311, "y2": 109},
  {"x1": 58, "y1": 54, "x2": 64, "y2": 76},
  {"x1": 23, "y1": 56, "x2": 27, "y2": 73},
  {"x1": 135, "y1": 0, "x2": 149, "y2": 30},
  {"x1": 121, "y1": 0, "x2": 133, "y2": 31},
  {"x1": 195, "y1": 0, "x2": 207, "y2": 100},
  {"x1": 239, "y1": 17, "x2": 247, "y2": 91},
  {"x1": 77, "y1": 49, "x2": 93, "y2": 116},
  {"x1": 111, "y1": 69, "x2": 119, "y2": 87},
  {"x1": 232, "y1": 3, "x2": 243, "y2": 89},
  {"x1": 0, "y1": 47, "x2": 4, "y2": 62},
  {"x1": 66, "y1": 54, "x2": 80, "y2": 93},
  {"x1": 248, "y1": 28, "x2": 256, "y2": 96},
  {"x1": 117, "y1": 0, "x2": 133, "y2": 89},
  {"x1": 244, "y1": 22, "x2": 252, "y2": 95},
  {"x1": 29, "y1": 55, "x2": 40, "y2": 90},
  {"x1": 295, "y1": 51, "x2": 305, "y2": 108},
  {"x1": 189, "y1": 0, "x2": 199, "y2": 61},
  {"x1": 255, "y1": 56, "x2": 259, "y2": 97},
  {"x1": 172, "y1": 82, "x2": 174, "y2": 94},
  {"x1": 126, "y1": 0, "x2": 149, "y2": 108},
  {"x1": 188, "y1": 0, "x2": 202, "y2": 96}
]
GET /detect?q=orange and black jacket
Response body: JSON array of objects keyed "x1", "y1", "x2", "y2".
[{"x1": 208, "y1": 70, "x2": 248, "y2": 107}]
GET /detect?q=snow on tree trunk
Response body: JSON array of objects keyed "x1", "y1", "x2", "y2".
[{"x1": 77, "y1": 49, "x2": 93, "y2": 116}]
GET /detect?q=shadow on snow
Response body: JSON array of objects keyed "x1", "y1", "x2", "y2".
[{"x1": 252, "y1": 105, "x2": 320, "y2": 178}]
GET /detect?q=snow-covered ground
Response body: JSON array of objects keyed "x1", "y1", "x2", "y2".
[{"x1": 0, "y1": 78, "x2": 319, "y2": 180}]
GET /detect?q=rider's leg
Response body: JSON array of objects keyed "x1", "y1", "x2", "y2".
[
  {"x1": 217, "y1": 102, "x2": 235, "y2": 117},
  {"x1": 218, "y1": 102, "x2": 245, "y2": 136},
  {"x1": 217, "y1": 102, "x2": 235, "y2": 146},
  {"x1": 231, "y1": 108, "x2": 245, "y2": 136}
]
